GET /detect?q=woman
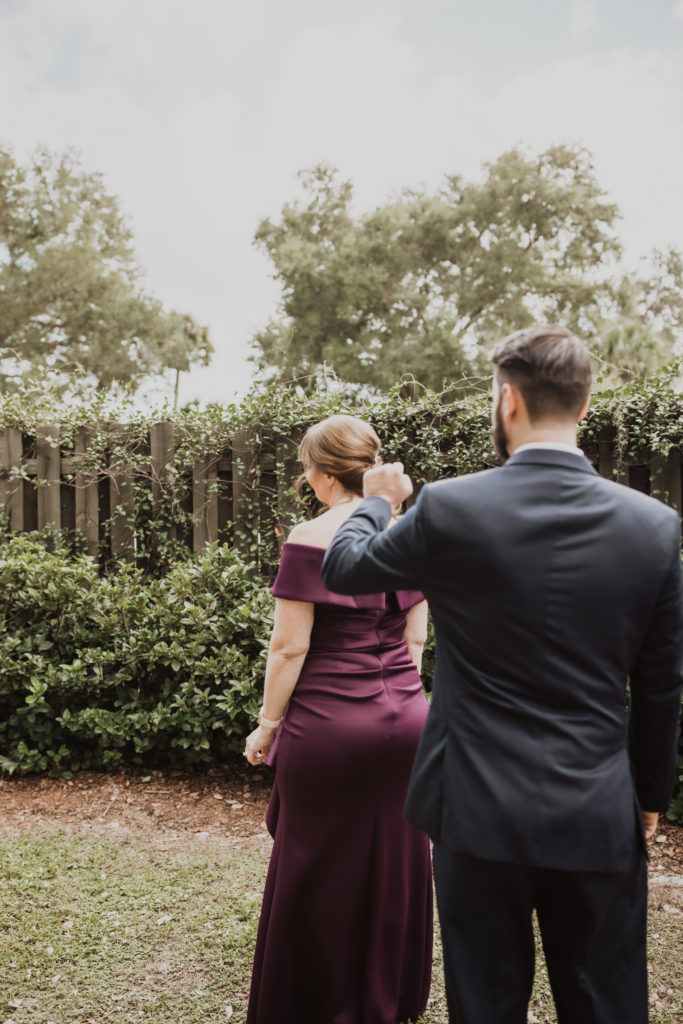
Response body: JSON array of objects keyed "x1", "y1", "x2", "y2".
[{"x1": 244, "y1": 414, "x2": 432, "y2": 1024}]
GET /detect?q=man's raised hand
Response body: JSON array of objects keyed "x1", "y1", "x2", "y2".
[{"x1": 363, "y1": 462, "x2": 413, "y2": 507}]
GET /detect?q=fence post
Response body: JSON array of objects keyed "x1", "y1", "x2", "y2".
[
  {"x1": 36, "y1": 424, "x2": 61, "y2": 530},
  {"x1": 0, "y1": 427, "x2": 24, "y2": 532},
  {"x1": 109, "y1": 424, "x2": 135, "y2": 562},
  {"x1": 74, "y1": 427, "x2": 100, "y2": 556},
  {"x1": 192, "y1": 455, "x2": 219, "y2": 550},
  {"x1": 150, "y1": 421, "x2": 176, "y2": 543}
]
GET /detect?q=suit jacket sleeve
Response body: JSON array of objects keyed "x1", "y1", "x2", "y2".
[
  {"x1": 321, "y1": 490, "x2": 432, "y2": 595},
  {"x1": 629, "y1": 514, "x2": 683, "y2": 812}
]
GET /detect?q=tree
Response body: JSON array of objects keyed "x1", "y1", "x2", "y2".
[
  {"x1": 0, "y1": 146, "x2": 212, "y2": 393},
  {"x1": 252, "y1": 147, "x2": 683, "y2": 391},
  {"x1": 251, "y1": 146, "x2": 627, "y2": 391},
  {"x1": 596, "y1": 247, "x2": 683, "y2": 381}
]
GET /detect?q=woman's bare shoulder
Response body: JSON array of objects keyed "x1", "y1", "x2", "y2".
[
  {"x1": 287, "y1": 518, "x2": 330, "y2": 548},
  {"x1": 288, "y1": 503, "x2": 362, "y2": 549}
]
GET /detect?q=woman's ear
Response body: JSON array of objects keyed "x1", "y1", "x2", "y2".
[{"x1": 323, "y1": 473, "x2": 337, "y2": 502}]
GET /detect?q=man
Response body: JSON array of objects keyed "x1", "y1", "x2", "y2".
[{"x1": 321, "y1": 325, "x2": 682, "y2": 1023}]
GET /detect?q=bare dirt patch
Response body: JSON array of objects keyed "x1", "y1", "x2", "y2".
[
  {"x1": 648, "y1": 818, "x2": 683, "y2": 880},
  {"x1": 0, "y1": 761, "x2": 275, "y2": 851},
  {"x1": 0, "y1": 765, "x2": 681, "y2": 873}
]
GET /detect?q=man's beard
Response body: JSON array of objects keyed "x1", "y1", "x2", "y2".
[{"x1": 493, "y1": 395, "x2": 510, "y2": 461}]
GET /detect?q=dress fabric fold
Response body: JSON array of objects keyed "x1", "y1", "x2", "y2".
[{"x1": 247, "y1": 542, "x2": 432, "y2": 1024}]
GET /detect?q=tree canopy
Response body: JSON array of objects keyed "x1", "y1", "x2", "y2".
[
  {"x1": 0, "y1": 146, "x2": 212, "y2": 393},
  {"x1": 251, "y1": 145, "x2": 681, "y2": 390}
]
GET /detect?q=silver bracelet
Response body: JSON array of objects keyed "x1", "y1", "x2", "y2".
[{"x1": 258, "y1": 706, "x2": 282, "y2": 729}]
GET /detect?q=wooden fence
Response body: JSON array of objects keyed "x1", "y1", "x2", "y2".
[
  {"x1": 0, "y1": 423, "x2": 681, "y2": 565},
  {"x1": 0, "y1": 423, "x2": 299, "y2": 565}
]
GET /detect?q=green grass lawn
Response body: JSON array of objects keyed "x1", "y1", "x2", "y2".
[{"x1": 0, "y1": 832, "x2": 681, "y2": 1023}]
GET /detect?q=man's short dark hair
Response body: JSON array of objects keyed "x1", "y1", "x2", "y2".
[{"x1": 490, "y1": 325, "x2": 592, "y2": 422}]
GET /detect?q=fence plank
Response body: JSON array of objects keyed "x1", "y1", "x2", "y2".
[
  {"x1": 232, "y1": 429, "x2": 253, "y2": 558},
  {"x1": 651, "y1": 449, "x2": 682, "y2": 519},
  {"x1": 597, "y1": 438, "x2": 627, "y2": 484},
  {"x1": 627, "y1": 464, "x2": 650, "y2": 495},
  {"x1": 0, "y1": 427, "x2": 24, "y2": 531},
  {"x1": 275, "y1": 436, "x2": 301, "y2": 547},
  {"x1": 109, "y1": 425, "x2": 135, "y2": 562},
  {"x1": 74, "y1": 427, "x2": 100, "y2": 556},
  {"x1": 36, "y1": 424, "x2": 61, "y2": 530},
  {"x1": 150, "y1": 421, "x2": 176, "y2": 543},
  {"x1": 192, "y1": 455, "x2": 219, "y2": 550}
]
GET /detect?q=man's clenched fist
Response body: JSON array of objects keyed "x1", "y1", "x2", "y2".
[{"x1": 362, "y1": 462, "x2": 413, "y2": 507}]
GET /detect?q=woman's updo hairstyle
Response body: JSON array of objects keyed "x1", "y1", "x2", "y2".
[{"x1": 296, "y1": 415, "x2": 381, "y2": 498}]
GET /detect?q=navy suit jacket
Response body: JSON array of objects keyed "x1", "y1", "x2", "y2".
[{"x1": 321, "y1": 449, "x2": 683, "y2": 872}]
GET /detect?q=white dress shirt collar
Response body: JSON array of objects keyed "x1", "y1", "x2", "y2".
[{"x1": 512, "y1": 441, "x2": 584, "y2": 457}]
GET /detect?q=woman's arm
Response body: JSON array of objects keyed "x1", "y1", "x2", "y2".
[
  {"x1": 404, "y1": 600, "x2": 428, "y2": 673},
  {"x1": 244, "y1": 597, "x2": 314, "y2": 765}
]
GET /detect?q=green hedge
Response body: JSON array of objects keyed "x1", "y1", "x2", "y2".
[
  {"x1": 0, "y1": 532, "x2": 271, "y2": 774},
  {"x1": 0, "y1": 527, "x2": 680, "y2": 823}
]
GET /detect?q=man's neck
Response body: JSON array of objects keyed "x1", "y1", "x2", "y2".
[{"x1": 508, "y1": 427, "x2": 578, "y2": 454}]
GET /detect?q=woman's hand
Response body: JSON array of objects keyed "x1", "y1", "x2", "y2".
[
  {"x1": 404, "y1": 600, "x2": 428, "y2": 673},
  {"x1": 244, "y1": 724, "x2": 276, "y2": 766}
]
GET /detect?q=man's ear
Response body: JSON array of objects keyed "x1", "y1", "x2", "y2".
[
  {"x1": 577, "y1": 395, "x2": 591, "y2": 423},
  {"x1": 501, "y1": 382, "x2": 519, "y2": 421}
]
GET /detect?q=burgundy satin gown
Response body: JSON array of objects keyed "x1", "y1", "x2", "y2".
[{"x1": 246, "y1": 542, "x2": 433, "y2": 1024}]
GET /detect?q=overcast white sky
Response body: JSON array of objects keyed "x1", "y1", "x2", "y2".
[{"x1": 1, "y1": 0, "x2": 682, "y2": 406}]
